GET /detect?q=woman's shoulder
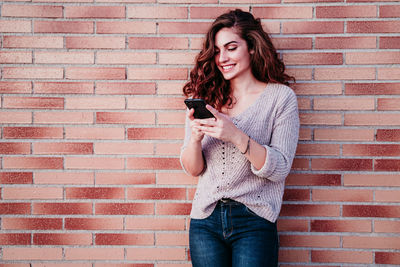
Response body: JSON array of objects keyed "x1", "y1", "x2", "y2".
[{"x1": 264, "y1": 83, "x2": 297, "y2": 102}]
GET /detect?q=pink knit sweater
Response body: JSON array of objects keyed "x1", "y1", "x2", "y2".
[{"x1": 181, "y1": 83, "x2": 300, "y2": 223}]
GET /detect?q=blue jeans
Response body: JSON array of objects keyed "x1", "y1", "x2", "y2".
[{"x1": 189, "y1": 200, "x2": 279, "y2": 267}]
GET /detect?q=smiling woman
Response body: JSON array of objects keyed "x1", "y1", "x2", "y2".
[{"x1": 181, "y1": 9, "x2": 299, "y2": 267}]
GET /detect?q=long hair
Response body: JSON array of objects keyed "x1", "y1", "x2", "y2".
[{"x1": 183, "y1": 9, "x2": 294, "y2": 111}]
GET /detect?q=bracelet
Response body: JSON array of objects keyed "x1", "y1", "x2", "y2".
[{"x1": 241, "y1": 135, "x2": 250, "y2": 155}]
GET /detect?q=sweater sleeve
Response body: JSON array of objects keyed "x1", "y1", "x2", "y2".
[{"x1": 251, "y1": 89, "x2": 300, "y2": 182}]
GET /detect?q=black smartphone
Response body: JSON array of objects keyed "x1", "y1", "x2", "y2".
[{"x1": 184, "y1": 99, "x2": 215, "y2": 119}]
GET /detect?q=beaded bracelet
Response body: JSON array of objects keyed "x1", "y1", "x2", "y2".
[{"x1": 241, "y1": 135, "x2": 250, "y2": 155}]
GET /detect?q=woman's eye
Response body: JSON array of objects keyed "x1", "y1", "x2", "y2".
[{"x1": 228, "y1": 47, "x2": 237, "y2": 51}]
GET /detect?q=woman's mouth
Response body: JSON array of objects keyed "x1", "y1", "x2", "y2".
[{"x1": 221, "y1": 64, "x2": 235, "y2": 72}]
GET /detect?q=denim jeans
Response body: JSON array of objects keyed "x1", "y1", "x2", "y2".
[{"x1": 189, "y1": 199, "x2": 279, "y2": 267}]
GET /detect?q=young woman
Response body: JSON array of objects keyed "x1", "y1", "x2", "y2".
[{"x1": 180, "y1": 9, "x2": 299, "y2": 267}]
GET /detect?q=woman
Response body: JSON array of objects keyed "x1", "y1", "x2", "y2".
[{"x1": 180, "y1": 9, "x2": 299, "y2": 267}]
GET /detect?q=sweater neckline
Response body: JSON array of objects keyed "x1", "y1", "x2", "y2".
[{"x1": 232, "y1": 83, "x2": 271, "y2": 120}]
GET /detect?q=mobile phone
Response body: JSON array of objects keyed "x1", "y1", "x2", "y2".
[{"x1": 184, "y1": 99, "x2": 215, "y2": 119}]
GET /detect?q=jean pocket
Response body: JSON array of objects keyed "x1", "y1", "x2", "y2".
[{"x1": 244, "y1": 206, "x2": 260, "y2": 217}]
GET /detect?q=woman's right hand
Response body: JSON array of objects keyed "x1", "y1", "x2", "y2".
[{"x1": 188, "y1": 108, "x2": 205, "y2": 142}]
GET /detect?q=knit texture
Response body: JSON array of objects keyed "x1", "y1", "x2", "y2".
[{"x1": 181, "y1": 83, "x2": 300, "y2": 223}]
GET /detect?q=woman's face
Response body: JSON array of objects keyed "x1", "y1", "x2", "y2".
[{"x1": 214, "y1": 27, "x2": 253, "y2": 81}]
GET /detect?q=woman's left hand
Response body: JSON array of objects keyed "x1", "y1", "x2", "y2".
[{"x1": 193, "y1": 105, "x2": 239, "y2": 143}]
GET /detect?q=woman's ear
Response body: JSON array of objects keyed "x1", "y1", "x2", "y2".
[{"x1": 249, "y1": 49, "x2": 255, "y2": 55}]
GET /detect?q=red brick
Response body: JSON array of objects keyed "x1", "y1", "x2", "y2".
[
  {"x1": 95, "y1": 233, "x2": 154, "y2": 245},
  {"x1": 344, "y1": 236, "x2": 400, "y2": 249},
  {"x1": 65, "y1": 6, "x2": 124, "y2": 18},
  {"x1": 3, "y1": 67, "x2": 63, "y2": 79},
  {"x1": 66, "y1": 187, "x2": 124, "y2": 199},
  {"x1": 378, "y1": 98, "x2": 400, "y2": 110},
  {"x1": 0, "y1": 51, "x2": 32, "y2": 63},
  {"x1": 97, "y1": 21, "x2": 156, "y2": 34},
  {"x1": 345, "y1": 113, "x2": 400, "y2": 126},
  {"x1": 0, "y1": 81, "x2": 32, "y2": 94},
  {"x1": 157, "y1": 112, "x2": 186, "y2": 125},
  {"x1": 283, "y1": 189, "x2": 310, "y2": 201},
  {"x1": 0, "y1": 172, "x2": 32, "y2": 184},
  {"x1": 375, "y1": 190, "x2": 400, "y2": 203},
  {"x1": 127, "y1": 157, "x2": 181, "y2": 170},
  {"x1": 96, "y1": 82, "x2": 155, "y2": 95},
  {"x1": 156, "y1": 203, "x2": 192, "y2": 215},
  {"x1": 254, "y1": 6, "x2": 313, "y2": 19},
  {"x1": 272, "y1": 37, "x2": 312, "y2": 50},
  {"x1": 344, "y1": 174, "x2": 400, "y2": 187},
  {"x1": 159, "y1": 52, "x2": 197, "y2": 65},
  {"x1": 65, "y1": 218, "x2": 123, "y2": 230},
  {"x1": 191, "y1": 7, "x2": 248, "y2": 19},
  {"x1": 378, "y1": 67, "x2": 400, "y2": 80},
  {"x1": 283, "y1": 53, "x2": 342, "y2": 65},
  {"x1": 343, "y1": 205, "x2": 400, "y2": 218},
  {"x1": 128, "y1": 127, "x2": 184, "y2": 140},
  {"x1": 95, "y1": 172, "x2": 155, "y2": 185},
  {"x1": 2, "y1": 4, "x2": 62, "y2": 18},
  {"x1": 98, "y1": 52, "x2": 156, "y2": 65},
  {"x1": 296, "y1": 144, "x2": 340, "y2": 156},
  {"x1": 312, "y1": 158, "x2": 372, "y2": 171},
  {"x1": 34, "y1": 21, "x2": 93, "y2": 33},
  {"x1": 34, "y1": 112, "x2": 93, "y2": 124},
  {"x1": 299, "y1": 113, "x2": 342, "y2": 125},
  {"x1": 283, "y1": 21, "x2": 344, "y2": 34},
  {"x1": 277, "y1": 219, "x2": 309, "y2": 232},
  {"x1": 284, "y1": 0, "x2": 341, "y2": 2},
  {"x1": 279, "y1": 249, "x2": 309, "y2": 263},
  {"x1": 316, "y1": 5, "x2": 376, "y2": 18},
  {"x1": 34, "y1": 233, "x2": 92, "y2": 245},
  {"x1": 0, "y1": 20, "x2": 31, "y2": 33},
  {"x1": 156, "y1": 232, "x2": 188, "y2": 246},
  {"x1": 343, "y1": 144, "x2": 400, "y2": 156},
  {"x1": 128, "y1": 6, "x2": 187, "y2": 18},
  {"x1": 2, "y1": 218, "x2": 62, "y2": 230},
  {"x1": 291, "y1": 158, "x2": 310, "y2": 170},
  {"x1": 345, "y1": 83, "x2": 400, "y2": 95},
  {"x1": 375, "y1": 220, "x2": 400, "y2": 233},
  {"x1": 3, "y1": 187, "x2": 63, "y2": 200},
  {"x1": 158, "y1": 82, "x2": 186, "y2": 95},
  {"x1": 292, "y1": 83, "x2": 342, "y2": 95},
  {"x1": 280, "y1": 204, "x2": 340, "y2": 217},
  {"x1": 128, "y1": 68, "x2": 187, "y2": 80},
  {"x1": 96, "y1": 112, "x2": 155, "y2": 124},
  {"x1": 0, "y1": 112, "x2": 32, "y2": 123},
  {"x1": 348, "y1": 21, "x2": 400, "y2": 33},
  {"x1": 316, "y1": 36, "x2": 376, "y2": 49},
  {"x1": 95, "y1": 142, "x2": 153, "y2": 155},
  {"x1": 380, "y1": 5, "x2": 400, "y2": 18},
  {"x1": 314, "y1": 67, "x2": 375, "y2": 80},
  {"x1": 127, "y1": 248, "x2": 186, "y2": 261},
  {"x1": 286, "y1": 174, "x2": 341, "y2": 186},
  {"x1": 128, "y1": 97, "x2": 184, "y2": 110},
  {"x1": 314, "y1": 98, "x2": 374, "y2": 110},
  {"x1": 65, "y1": 127, "x2": 124, "y2": 140},
  {"x1": 280, "y1": 235, "x2": 340, "y2": 248},
  {"x1": 65, "y1": 97, "x2": 125, "y2": 110},
  {"x1": 95, "y1": 203, "x2": 154, "y2": 215},
  {"x1": 159, "y1": 22, "x2": 210, "y2": 34},
  {"x1": 311, "y1": 219, "x2": 371, "y2": 232},
  {"x1": 0, "y1": 233, "x2": 31, "y2": 245},
  {"x1": 314, "y1": 128, "x2": 374, "y2": 141},
  {"x1": 2, "y1": 248, "x2": 62, "y2": 261},
  {"x1": 35, "y1": 82, "x2": 94, "y2": 94},
  {"x1": 3, "y1": 97, "x2": 64, "y2": 109},
  {"x1": 377, "y1": 129, "x2": 400, "y2": 142},
  {"x1": 129, "y1": 37, "x2": 189, "y2": 50},
  {"x1": 312, "y1": 250, "x2": 372, "y2": 263},
  {"x1": 380, "y1": 37, "x2": 400, "y2": 49},
  {"x1": 0, "y1": 203, "x2": 30, "y2": 214},
  {"x1": 156, "y1": 143, "x2": 182, "y2": 155},
  {"x1": 35, "y1": 172, "x2": 94, "y2": 185},
  {"x1": 33, "y1": 203, "x2": 92, "y2": 215},
  {"x1": 126, "y1": 217, "x2": 185, "y2": 230},
  {"x1": 346, "y1": 51, "x2": 400, "y2": 64},
  {"x1": 33, "y1": 142, "x2": 93, "y2": 155},
  {"x1": 3, "y1": 36, "x2": 63, "y2": 48},
  {"x1": 66, "y1": 37, "x2": 125, "y2": 49},
  {"x1": 66, "y1": 67, "x2": 125, "y2": 80},
  {"x1": 65, "y1": 157, "x2": 124, "y2": 170},
  {"x1": 286, "y1": 68, "x2": 312, "y2": 80},
  {"x1": 376, "y1": 252, "x2": 400, "y2": 265},
  {"x1": 0, "y1": 142, "x2": 30, "y2": 154},
  {"x1": 128, "y1": 188, "x2": 186, "y2": 200},
  {"x1": 35, "y1": 51, "x2": 94, "y2": 64},
  {"x1": 3, "y1": 157, "x2": 63, "y2": 169},
  {"x1": 375, "y1": 159, "x2": 400, "y2": 171},
  {"x1": 65, "y1": 248, "x2": 124, "y2": 260},
  {"x1": 312, "y1": 189, "x2": 372, "y2": 202}
]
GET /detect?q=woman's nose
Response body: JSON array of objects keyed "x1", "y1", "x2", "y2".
[{"x1": 218, "y1": 50, "x2": 228, "y2": 63}]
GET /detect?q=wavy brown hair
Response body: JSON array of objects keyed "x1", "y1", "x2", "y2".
[{"x1": 183, "y1": 9, "x2": 294, "y2": 111}]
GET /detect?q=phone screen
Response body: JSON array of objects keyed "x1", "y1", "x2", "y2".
[{"x1": 184, "y1": 99, "x2": 215, "y2": 119}]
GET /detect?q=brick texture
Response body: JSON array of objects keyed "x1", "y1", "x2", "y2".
[{"x1": 0, "y1": 1, "x2": 399, "y2": 266}]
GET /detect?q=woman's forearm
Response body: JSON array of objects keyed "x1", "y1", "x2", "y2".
[
  {"x1": 181, "y1": 139, "x2": 205, "y2": 177},
  {"x1": 232, "y1": 130, "x2": 267, "y2": 171}
]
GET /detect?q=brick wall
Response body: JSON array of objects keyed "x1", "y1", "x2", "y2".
[{"x1": 0, "y1": 0, "x2": 399, "y2": 266}]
